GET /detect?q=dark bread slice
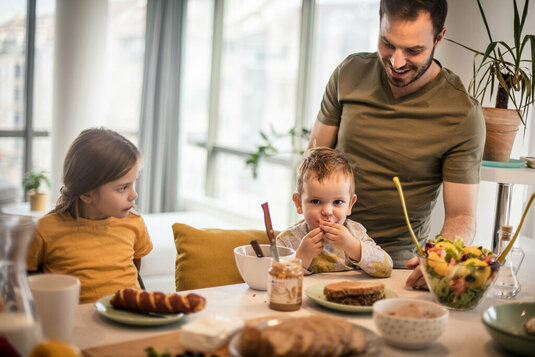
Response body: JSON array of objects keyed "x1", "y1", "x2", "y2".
[{"x1": 323, "y1": 281, "x2": 385, "y2": 306}]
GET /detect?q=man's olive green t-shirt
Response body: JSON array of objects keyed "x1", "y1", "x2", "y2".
[{"x1": 317, "y1": 52, "x2": 485, "y2": 267}]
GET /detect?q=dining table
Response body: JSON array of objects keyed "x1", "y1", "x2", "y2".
[{"x1": 73, "y1": 235, "x2": 535, "y2": 357}]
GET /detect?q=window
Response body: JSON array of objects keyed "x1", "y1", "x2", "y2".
[
  {"x1": 0, "y1": 0, "x2": 29, "y2": 189},
  {"x1": 180, "y1": 0, "x2": 380, "y2": 227},
  {"x1": 106, "y1": 0, "x2": 147, "y2": 143}
]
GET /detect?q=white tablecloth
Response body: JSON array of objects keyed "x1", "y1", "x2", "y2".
[{"x1": 73, "y1": 236, "x2": 535, "y2": 356}]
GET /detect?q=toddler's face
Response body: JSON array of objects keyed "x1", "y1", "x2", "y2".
[
  {"x1": 80, "y1": 163, "x2": 139, "y2": 220},
  {"x1": 293, "y1": 172, "x2": 356, "y2": 230}
]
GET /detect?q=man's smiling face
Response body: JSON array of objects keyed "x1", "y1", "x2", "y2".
[{"x1": 378, "y1": 11, "x2": 442, "y2": 88}]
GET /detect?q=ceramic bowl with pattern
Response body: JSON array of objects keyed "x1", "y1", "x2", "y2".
[
  {"x1": 373, "y1": 298, "x2": 449, "y2": 349},
  {"x1": 234, "y1": 244, "x2": 295, "y2": 290}
]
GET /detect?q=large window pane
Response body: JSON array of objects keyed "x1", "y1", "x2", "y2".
[
  {"x1": 33, "y1": 0, "x2": 55, "y2": 132},
  {"x1": 181, "y1": 0, "x2": 213, "y2": 142},
  {"x1": 218, "y1": 0, "x2": 301, "y2": 151},
  {"x1": 106, "y1": 0, "x2": 147, "y2": 136},
  {"x1": 180, "y1": 0, "x2": 213, "y2": 204},
  {"x1": 213, "y1": 152, "x2": 292, "y2": 226},
  {"x1": 0, "y1": 137, "x2": 23, "y2": 193},
  {"x1": 308, "y1": 0, "x2": 379, "y2": 126},
  {"x1": 0, "y1": 1, "x2": 26, "y2": 131}
]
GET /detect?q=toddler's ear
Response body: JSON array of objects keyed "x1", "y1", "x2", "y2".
[
  {"x1": 347, "y1": 194, "x2": 357, "y2": 215},
  {"x1": 292, "y1": 193, "x2": 303, "y2": 214}
]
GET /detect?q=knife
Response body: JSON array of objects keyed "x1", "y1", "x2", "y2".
[
  {"x1": 250, "y1": 240, "x2": 264, "y2": 257},
  {"x1": 261, "y1": 202, "x2": 279, "y2": 262}
]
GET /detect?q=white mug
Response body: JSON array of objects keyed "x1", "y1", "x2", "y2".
[{"x1": 28, "y1": 274, "x2": 80, "y2": 343}]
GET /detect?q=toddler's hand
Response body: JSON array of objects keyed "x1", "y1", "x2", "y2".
[
  {"x1": 320, "y1": 221, "x2": 354, "y2": 251},
  {"x1": 296, "y1": 227, "x2": 324, "y2": 268}
]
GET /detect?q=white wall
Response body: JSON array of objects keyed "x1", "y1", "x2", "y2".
[
  {"x1": 432, "y1": 0, "x2": 535, "y2": 245},
  {"x1": 51, "y1": 0, "x2": 109, "y2": 200}
]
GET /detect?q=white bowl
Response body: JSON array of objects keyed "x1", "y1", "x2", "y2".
[
  {"x1": 373, "y1": 298, "x2": 449, "y2": 349},
  {"x1": 233, "y1": 244, "x2": 296, "y2": 290}
]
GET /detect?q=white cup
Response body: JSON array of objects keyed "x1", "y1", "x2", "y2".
[{"x1": 28, "y1": 274, "x2": 80, "y2": 343}]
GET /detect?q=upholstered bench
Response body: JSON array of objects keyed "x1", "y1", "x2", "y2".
[{"x1": 140, "y1": 211, "x2": 245, "y2": 292}]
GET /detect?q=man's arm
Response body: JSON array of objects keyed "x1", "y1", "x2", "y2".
[
  {"x1": 406, "y1": 181, "x2": 479, "y2": 289},
  {"x1": 440, "y1": 181, "x2": 479, "y2": 245},
  {"x1": 308, "y1": 120, "x2": 339, "y2": 149}
]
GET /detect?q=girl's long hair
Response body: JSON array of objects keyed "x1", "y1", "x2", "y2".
[{"x1": 54, "y1": 127, "x2": 141, "y2": 218}]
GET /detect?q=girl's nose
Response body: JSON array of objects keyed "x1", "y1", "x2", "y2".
[
  {"x1": 130, "y1": 189, "x2": 138, "y2": 201},
  {"x1": 390, "y1": 48, "x2": 406, "y2": 69}
]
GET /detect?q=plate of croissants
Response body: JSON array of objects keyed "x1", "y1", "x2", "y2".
[{"x1": 95, "y1": 288, "x2": 207, "y2": 326}]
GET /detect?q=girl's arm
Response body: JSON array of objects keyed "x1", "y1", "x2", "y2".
[{"x1": 133, "y1": 258, "x2": 145, "y2": 290}]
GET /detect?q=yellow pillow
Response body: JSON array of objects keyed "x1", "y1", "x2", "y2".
[{"x1": 173, "y1": 223, "x2": 270, "y2": 291}]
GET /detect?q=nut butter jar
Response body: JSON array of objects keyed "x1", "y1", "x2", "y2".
[{"x1": 267, "y1": 258, "x2": 304, "y2": 311}]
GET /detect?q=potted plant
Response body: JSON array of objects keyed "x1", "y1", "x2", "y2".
[
  {"x1": 447, "y1": 0, "x2": 535, "y2": 162},
  {"x1": 23, "y1": 172, "x2": 50, "y2": 212}
]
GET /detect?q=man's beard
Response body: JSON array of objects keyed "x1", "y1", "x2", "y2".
[{"x1": 385, "y1": 46, "x2": 435, "y2": 88}]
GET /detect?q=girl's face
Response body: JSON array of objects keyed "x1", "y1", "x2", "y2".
[
  {"x1": 293, "y1": 171, "x2": 357, "y2": 229},
  {"x1": 79, "y1": 163, "x2": 139, "y2": 220}
]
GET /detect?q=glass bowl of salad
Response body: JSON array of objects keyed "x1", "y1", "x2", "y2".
[{"x1": 419, "y1": 237, "x2": 500, "y2": 310}]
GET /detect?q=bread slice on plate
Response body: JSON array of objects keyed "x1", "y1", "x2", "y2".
[{"x1": 323, "y1": 281, "x2": 385, "y2": 306}]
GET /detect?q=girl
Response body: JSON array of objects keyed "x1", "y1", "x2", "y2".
[{"x1": 27, "y1": 128, "x2": 153, "y2": 303}]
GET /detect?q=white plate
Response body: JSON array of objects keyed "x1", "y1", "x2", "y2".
[
  {"x1": 305, "y1": 282, "x2": 398, "y2": 312},
  {"x1": 228, "y1": 317, "x2": 382, "y2": 357},
  {"x1": 95, "y1": 294, "x2": 184, "y2": 326}
]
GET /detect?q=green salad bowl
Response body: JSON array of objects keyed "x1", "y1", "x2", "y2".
[{"x1": 419, "y1": 255, "x2": 500, "y2": 310}]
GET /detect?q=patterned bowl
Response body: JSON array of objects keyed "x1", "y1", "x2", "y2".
[{"x1": 373, "y1": 298, "x2": 449, "y2": 349}]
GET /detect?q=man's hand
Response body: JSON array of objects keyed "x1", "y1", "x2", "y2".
[
  {"x1": 405, "y1": 256, "x2": 428, "y2": 290},
  {"x1": 296, "y1": 227, "x2": 324, "y2": 268}
]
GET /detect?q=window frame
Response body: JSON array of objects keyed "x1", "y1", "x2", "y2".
[{"x1": 0, "y1": 0, "x2": 49, "y2": 180}]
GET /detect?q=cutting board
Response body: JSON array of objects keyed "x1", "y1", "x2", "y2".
[{"x1": 82, "y1": 330, "x2": 230, "y2": 357}]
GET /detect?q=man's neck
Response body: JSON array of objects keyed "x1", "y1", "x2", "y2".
[{"x1": 389, "y1": 60, "x2": 441, "y2": 99}]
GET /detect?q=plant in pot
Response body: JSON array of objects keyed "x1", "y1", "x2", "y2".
[
  {"x1": 447, "y1": 0, "x2": 535, "y2": 162},
  {"x1": 23, "y1": 172, "x2": 50, "y2": 212}
]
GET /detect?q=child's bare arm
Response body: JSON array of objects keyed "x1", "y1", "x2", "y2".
[{"x1": 296, "y1": 227, "x2": 324, "y2": 269}]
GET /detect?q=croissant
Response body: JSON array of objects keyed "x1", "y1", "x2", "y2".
[{"x1": 110, "y1": 288, "x2": 206, "y2": 314}]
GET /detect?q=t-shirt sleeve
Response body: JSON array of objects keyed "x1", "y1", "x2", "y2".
[
  {"x1": 26, "y1": 227, "x2": 45, "y2": 271},
  {"x1": 133, "y1": 217, "x2": 153, "y2": 259},
  {"x1": 442, "y1": 101, "x2": 485, "y2": 184},
  {"x1": 317, "y1": 64, "x2": 342, "y2": 127}
]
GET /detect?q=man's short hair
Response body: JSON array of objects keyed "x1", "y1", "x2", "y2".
[
  {"x1": 296, "y1": 147, "x2": 355, "y2": 195},
  {"x1": 379, "y1": 0, "x2": 448, "y2": 40}
]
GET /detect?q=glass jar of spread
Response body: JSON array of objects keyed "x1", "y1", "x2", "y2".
[{"x1": 267, "y1": 258, "x2": 303, "y2": 311}]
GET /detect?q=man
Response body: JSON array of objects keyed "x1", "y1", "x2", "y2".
[{"x1": 308, "y1": 0, "x2": 485, "y2": 288}]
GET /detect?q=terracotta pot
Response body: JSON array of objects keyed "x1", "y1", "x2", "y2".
[
  {"x1": 29, "y1": 192, "x2": 48, "y2": 212},
  {"x1": 482, "y1": 107, "x2": 521, "y2": 162}
]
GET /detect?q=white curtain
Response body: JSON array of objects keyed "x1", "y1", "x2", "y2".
[{"x1": 137, "y1": 0, "x2": 186, "y2": 213}]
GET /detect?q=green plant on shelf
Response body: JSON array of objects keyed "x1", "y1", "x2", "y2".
[{"x1": 22, "y1": 172, "x2": 50, "y2": 194}]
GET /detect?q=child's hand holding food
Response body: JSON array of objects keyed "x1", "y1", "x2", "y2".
[
  {"x1": 296, "y1": 227, "x2": 324, "y2": 268},
  {"x1": 319, "y1": 220, "x2": 362, "y2": 261}
]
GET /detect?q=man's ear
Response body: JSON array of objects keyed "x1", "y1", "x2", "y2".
[
  {"x1": 435, "y1": 27, "x2": 446, "y2": 45},
  {"x1": 347, "y1": 193, "x2": 357, "y2": 216},
  {"x1": 292, "y1": 193, "x2": 303, "y2": 214}
]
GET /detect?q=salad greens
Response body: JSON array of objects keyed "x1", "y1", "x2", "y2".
[{"x1": 421, "y1": 236, "x2": 499, "y2": 309}]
